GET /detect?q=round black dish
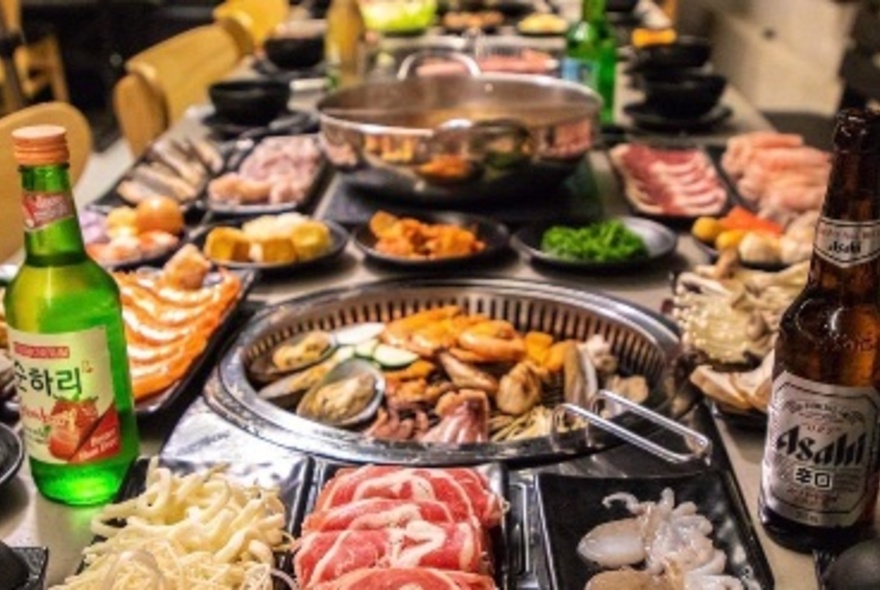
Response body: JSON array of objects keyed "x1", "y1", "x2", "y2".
[
  {"x1": 353, "y1": 211, "x2": 509, "y2": 270},
  {"x1": 641, "y1": 71, "x2": 727, "y2": 119},
  {"x1": 513, "y1": 216, "x2": 678, "y2": 272},
  {"x1": 208, "y1": 79, "x2": 291, "y2": 127},
  {"x1": 624, "y1": 102, "x2": 733, "y2": 133}
]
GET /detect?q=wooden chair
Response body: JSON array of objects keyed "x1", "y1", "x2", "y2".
[
  {"x1": 113, "y1": 23, "x2": 245, "y2": 158},
  {"x1": 0, "y1": 0, "x2": 69, "y2": 112},
  {"x1": 213, "y1": 0, "x2": 289, "y2": 49},
  {"x1": 0, "y1": 101, "x2": 91, "y2": 260},
  {"x1": 764, "y1": 0, "x2": 880, "y2": 148}
]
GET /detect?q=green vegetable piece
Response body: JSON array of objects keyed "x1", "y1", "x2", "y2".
[{"x1": 540, "y1": 220, "x2": 648, "y2": 262}]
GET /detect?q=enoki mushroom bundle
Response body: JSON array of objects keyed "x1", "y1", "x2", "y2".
[{"x1": 55, "y1": 458, "x2": 291, "y2": 590}]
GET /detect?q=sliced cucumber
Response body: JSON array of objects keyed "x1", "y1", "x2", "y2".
[
  {"x1": 373, "y1": 344, "x2": 419, "y2": 368},
  {"x1": 355, "y1": 338, "x2": 379, "y2": 358},
  {"x1": 331, "y1": 346, "x2": 355, "y2": 363},
  {"x1": 334, "y1": 322, "x2": 386, "y2": 346}
]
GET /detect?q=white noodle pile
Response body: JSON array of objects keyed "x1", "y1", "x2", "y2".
[{"x1": 54, "y1": 458, "x2": 289, "y2": 590}]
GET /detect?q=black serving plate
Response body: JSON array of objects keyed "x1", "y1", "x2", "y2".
[
  {"x1": 191, "y1": 219, "x2": 349, "y2": 280},
  {"x1": 512, "y1": 216, "x2": 678, "y2": 273},
  {"x1": 301, "y1": 460, "x2": 514, "y2": 589},
  {"x1": 204, "y1": 135, "x2": 327, "y2": 218},
  {"x1": 709, "y1": 399, "x2": 768, "y2": 431},
  {"x1": 624, "y1": 101, "x2": 733, "y2": 133},
  {"x1": 202, "y1": 107, "x2": 319, "y2": 141},
  {"x1": 117, "y1": 455, "x2": 312, "y2": 525},
  {"x1": 353, "y1": 211, "x2": 510, "y2": 270},
  {"x1": 0, "y1": 422, "x2": 23, "y2": 489},
  {"x1": 134, "y1": 268, "x2": 257, "y2": 416},
  {"x1": 536, "y1": 470, "x2": 773, "y2": 590}
]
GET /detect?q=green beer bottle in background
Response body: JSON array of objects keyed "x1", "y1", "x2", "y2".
[
  {"x1": 563, "y1": 0, "x2": 617, "y2": 124},
  {"x1": 4, "y1": 125, "x2": 139, "y2": 505}
]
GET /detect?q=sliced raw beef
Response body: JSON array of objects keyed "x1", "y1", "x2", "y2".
[
  {"x1": 302, "y1": 498, "x2": 456, "y2": 533},
  {"x1": 308, "y1": 567, "x2": 497, "y2": 590}
]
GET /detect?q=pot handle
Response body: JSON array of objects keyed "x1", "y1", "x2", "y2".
[{"x1": 397, "y1": 50, "x2": 482, "y2": 79}]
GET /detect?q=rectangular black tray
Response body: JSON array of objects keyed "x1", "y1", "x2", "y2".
[
  {"x1": 297, "y1": 459, "x2": 515, "y2": 590},
  {"x1": 536, "y1": 469, "x2": 774, "y2": 590},
  {"x1": 134, "y1": 268, "x2": 256, "y2": 416}
]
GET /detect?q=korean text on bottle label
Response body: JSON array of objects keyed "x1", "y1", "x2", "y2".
[
  {"x1": 7, "y1": 326, "x2": 121, "y2": 465},
  {"x1": 762, "y1": 371, "x2": 880, "y2": 527},
  {"x1": 21, "y1": 190, "x2": 75, "y2": 231}
]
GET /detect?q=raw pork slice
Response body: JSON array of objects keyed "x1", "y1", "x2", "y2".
[
  {"x1": 303, "y1": 498, "x2": 456, "y2": 533},
  {"x1": 294, "y1": 521, "x2": 489, "y2": 587},
  {"x1": 308, "y1": 567, "x2": 497, "y2": 590},
  {"x1": 609, "y1": 143, "x2": 728, "y2": 217},
  {"x1": 313, "y1": 465, "x2": 504, "y2": 528}
]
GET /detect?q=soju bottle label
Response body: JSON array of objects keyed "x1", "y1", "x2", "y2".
[
  {"x1": 562, "y1": 56, "x2": 598, "y2": 89},
  {"x1": 814, "y1": 217, "x2": 880, "y2": 268},
  {"x1": 22, "y1": 190, "x2": 75, "y2": 231},
  {"x1": 762, "y1": 371, "x2": 880, "y2": 527},
  {"x1": 8, "y1": 326, "x2": 121, "y2": 465}
]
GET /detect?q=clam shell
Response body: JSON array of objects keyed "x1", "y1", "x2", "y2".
[
  {"x1": 296, "y1": 358, "x2": 385, "y2": 428},
  {"x1": 255, "y1": 358, "x2": 337, "y2": 408},
  {"x1": 248, "y1": 330, "x2": 336, "y2": 385}
]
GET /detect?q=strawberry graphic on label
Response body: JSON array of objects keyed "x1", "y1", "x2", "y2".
[
  {"x1": 70, "y1": 408, "x2": 120, "y2": 464},
  {"x1": 47, "y1": 398, "x2": 100, "y2": 461}
]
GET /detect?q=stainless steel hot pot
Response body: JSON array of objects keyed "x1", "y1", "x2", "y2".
[{"x1": 317, "y1": 56, "x2": 601, "y2": 204}]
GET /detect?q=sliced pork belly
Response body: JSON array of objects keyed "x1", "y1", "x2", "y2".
[
  {"x1": 294, "y1": 521, "x2": 489, "y2": 587},
  {"x1": 308, "y1": 567, "x2": 497, "y2": 590},
  {"x1": 313, "y1": 466, "x2": 503, "y2": 528},
  {"x1": 609, "y1": 143, "x2": 728, "y2": 217},
  {"x1": 302, "y1": 498, "x2": 456, "y2": 533}
]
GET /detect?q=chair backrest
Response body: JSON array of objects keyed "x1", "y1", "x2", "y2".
[
  {"x1": 214, "y1": 0, "x2": 289, "y2": 48},
  {"x1": 113, "y1": 72, "x2": 166, "y2": 160},
  {"x1": 115, "y1": 23, "x2": 244, "y2": 157},
  {"x1": 0, "y1": 101, "x2": 91, "y2": 261},
  {"x1": 839, "y1": 0, "x2": 880, "y2": 108}
]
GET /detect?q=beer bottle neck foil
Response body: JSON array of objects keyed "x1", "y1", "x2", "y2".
[{"x1": 810, "y1": 108, "x2": 880, "y2": 292}]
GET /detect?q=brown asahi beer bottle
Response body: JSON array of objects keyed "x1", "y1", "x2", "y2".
[{"x1": 759, "y1": 108, "x2": 880, "y2": 552}]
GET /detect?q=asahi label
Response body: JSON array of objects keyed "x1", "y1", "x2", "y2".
[
  {"x1": 762, "y1": 371, "x2": 880, "y2": 527},
  {"x1": 22, "y1": 190, "x2": 74, "y2": 231},
  {"x1": 814, "y1": 217, "x2": 880, "y2": 268}
]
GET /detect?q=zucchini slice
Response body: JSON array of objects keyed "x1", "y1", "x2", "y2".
[{"x1": 373, "y1": 344, "x2": 419, "y2": 368}]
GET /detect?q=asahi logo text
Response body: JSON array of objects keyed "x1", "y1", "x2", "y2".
[
  {"x1": 815, "y1": 217, "x2": 880, "y2": 268},
  {"x1": 774, "y1": 425, "x2": 866, "y2": 467}
]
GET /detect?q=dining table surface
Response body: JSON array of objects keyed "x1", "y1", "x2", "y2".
[{"x1": 0, "y1": 18, "x2": 861, "y2": 589}]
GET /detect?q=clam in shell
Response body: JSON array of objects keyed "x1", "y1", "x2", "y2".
[
  {"x1": 296, "y1": 359, "x2": 385, "y2": 428},
  {"x1": 256, "y1": 357, "x2": 338, "y2": 409},
  {"x1": 248, "y1": 330, "x2": 336, "y2": 385}
]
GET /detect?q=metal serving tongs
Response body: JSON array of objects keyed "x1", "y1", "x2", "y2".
[{"x1": 550, "y1": 343, "x2": 713, "y2": 465}]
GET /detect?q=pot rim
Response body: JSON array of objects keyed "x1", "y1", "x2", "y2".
[{"x1": 317, "y1": 73, "x2": 602, "y2": 136}]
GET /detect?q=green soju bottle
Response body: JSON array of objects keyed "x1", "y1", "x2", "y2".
[
  {"x1": 563, "y1": 0, "x2": 617, "y2": 124},
  {"x1": 4, "y1": 125, "x2": 138, "y2": 505}
]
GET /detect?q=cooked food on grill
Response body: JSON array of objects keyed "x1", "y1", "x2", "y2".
[
  {"x1": 416, "y1": 49, "x2": 557, "y2": 76},
  {"x1": 609, "y1": 143, "x2": 728, "y2": 217},
  {"x1": 208, "y1": 135, "x2": 321, "y2": 206},
  {"x1": 114, "y1": 247, "x2": 242, "y2": 400},
  {"x1": 293, "y1": 465, "x2": 504, "y2": 588},
  {"x1": 541, "y1": 221, "x2": 648, "y2": 262},
  {"x1": 369, "y1": 211, "x2": 485, "y2": 260},
  {"x1": 116, "y1": 138, "x2": 221, "y2": 205},
  {"x1": 580, "y1": 488, "x2": 743, "y2": 589},
  {"x1": 203, "y1": 213, "x2": 333, "y2": 265},
  {"x1": 56, "y1": 458, "x2": 287, "y2": 589},
  {"x1": 251, "y1": 305, "x2": 648, "y2": 442},
  {"x1": 720, "y1": 131, "x2": 830, "y2": 213}
]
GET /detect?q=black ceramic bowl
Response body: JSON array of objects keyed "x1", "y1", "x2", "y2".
[
  {"x1": 641, "y1": 71, "x2": 727, "y2": 119},
  {"x1": 632, "y1": 36, "x2": 712, "y2": 71},
  {"x1": 209, "y1": 80, "x2": 291, "y2": 126},
  {"x1": 264, "y1": 24, "x2": 325, "y2": 70}
]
